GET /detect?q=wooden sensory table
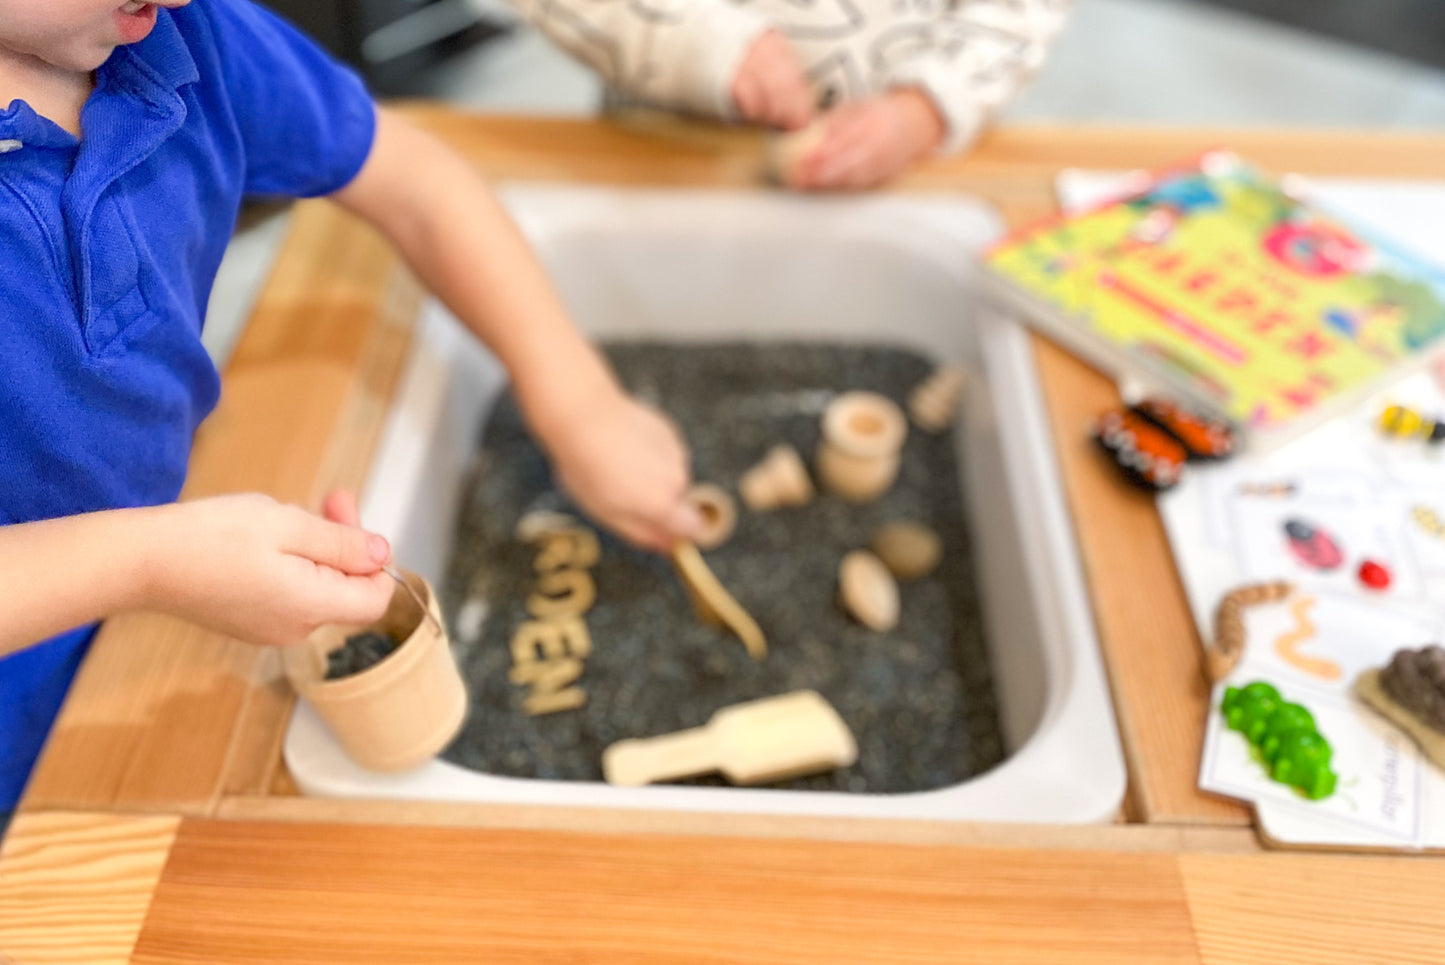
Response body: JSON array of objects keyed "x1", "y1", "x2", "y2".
[{"x1": 3, "y1": 114, "x2": 1444, "y2": 963}]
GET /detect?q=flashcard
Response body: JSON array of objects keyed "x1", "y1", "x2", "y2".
[
  {"x1": 1398, "y1": 488, "x2": 1445, "y2": 577},
  {"x1": 1231, "y1": 591, "x2": 1441, "y2": 694},
  {"x1": 1201, "y1": 679, "x2": 1424, "y2": 844},
  {"x1": 1227, "y1": 494, "x2": 1423, "y2": 599}
]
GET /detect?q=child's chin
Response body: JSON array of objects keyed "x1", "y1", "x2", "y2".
[{"x1": 63, "y1": 39, "x2": 121, "y2": 73}]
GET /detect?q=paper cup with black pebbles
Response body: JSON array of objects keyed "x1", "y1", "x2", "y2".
[{"x1": 284, "y1": 570, "x2": 467, "y2": 772}]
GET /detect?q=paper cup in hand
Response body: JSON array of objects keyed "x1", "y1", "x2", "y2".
[{"x1": 284, "y1": 569, "x2": 466, "y2": 773}]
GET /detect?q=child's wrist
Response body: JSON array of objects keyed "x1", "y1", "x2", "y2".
[
  {"x1": 123, "y1": 504, "x2": 181, "y2": 614},
  {"x1": 516, "y1": 350, "x2": 624, "y2": 450}
]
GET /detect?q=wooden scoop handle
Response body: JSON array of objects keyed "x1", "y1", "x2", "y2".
[{"x1": 603, "y1": 728, "x2": 718, "y2": 787}]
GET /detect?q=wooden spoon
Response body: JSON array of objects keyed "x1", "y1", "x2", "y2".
[{"x1": 670, "y1": 541, "x2": 767, "y2": 660}]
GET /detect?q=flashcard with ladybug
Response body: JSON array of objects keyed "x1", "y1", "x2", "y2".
[{"x1": 1226, "y1": 493, "x2": 1422, "y2": 599}]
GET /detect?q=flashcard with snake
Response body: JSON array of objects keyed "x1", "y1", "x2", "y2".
[{"x1": 1234, "y1": 590, "x2": 1442, "y2": 694}]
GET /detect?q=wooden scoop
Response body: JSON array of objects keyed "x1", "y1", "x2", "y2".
[
  {"x1": 670, "y1": 541, "x2": 767, "y2": 659},
  {"x1": 603, "y1": 691, "x2": 857, "y2": 787}
]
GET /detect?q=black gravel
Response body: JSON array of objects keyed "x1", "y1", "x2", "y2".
[
  {"x1": 325, "y1": 630, "x2": 401, "y2": 680},
  {"x1": 438, "y1": 342, "x2": 1005, "y2": 793}
]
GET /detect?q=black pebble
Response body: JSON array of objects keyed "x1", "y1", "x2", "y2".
[
  {"x1": 437, "y1": 342, "x2": 1006, "y2": 794},
  {"x1": 324, "y1": 630, "x2": 401, "y2": 680}
]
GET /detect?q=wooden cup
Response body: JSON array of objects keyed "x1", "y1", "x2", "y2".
[
  {"x1": 816, "y1": 392, "x2": 907, "y2": 503},
  {"x1": 739, "y1": 444, "x2": 814, "y2": 512},
  {"x1": 285, "y1": 570, "x2": 467, "y2": 773}
]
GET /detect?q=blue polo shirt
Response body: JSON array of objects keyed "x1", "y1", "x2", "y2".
[{"x1": 0, "y1": 0, "x2": 377, "y2": 809}]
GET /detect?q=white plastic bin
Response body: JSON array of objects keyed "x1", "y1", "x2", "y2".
[{"x1": 284, "y1": 186, "x2": 1126, "y2": 823}]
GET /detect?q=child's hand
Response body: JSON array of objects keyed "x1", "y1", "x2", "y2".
[
  {"x1": 731, "y1": 30, "x2": 815, "y2": 131},
  {"x1": 789, "y1": 88, "x2": 946, "y2": 191},
  {"x1": 145, "y1": 494, "x2": 394, "y2": 647},
  {"x1": 542, "y1": 389, "x2": 702, "y2": 552}
]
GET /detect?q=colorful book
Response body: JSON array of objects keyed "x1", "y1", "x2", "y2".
[{"x1": 983, "y1": 151, "x2": 1445, "y2": 451}]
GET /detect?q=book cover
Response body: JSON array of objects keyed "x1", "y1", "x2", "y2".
[{"x1": 983, "y1": 151, "x2": 1445, "y2": 448}]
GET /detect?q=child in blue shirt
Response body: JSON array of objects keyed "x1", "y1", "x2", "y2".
[{"x1": 0, "y1": 0, "x2": 701, "y2": 810}]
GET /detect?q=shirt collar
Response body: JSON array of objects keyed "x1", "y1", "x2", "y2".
[
  {"x1": 0, "y1": 100, "x2": 76, "y2": 150},
  {"x1": 103, "y1": 9, "x2": 200, "y2": 101},
  {"x1": 0, "y1": 11, "x2": 198, "y2": 151}
]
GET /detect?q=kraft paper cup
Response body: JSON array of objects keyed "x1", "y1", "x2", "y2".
[{"x1": 285, "y1": 570, "x2": 466, "y2": 773}]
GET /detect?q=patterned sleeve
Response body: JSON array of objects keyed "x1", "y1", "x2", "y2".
[
  {"x1": 505, "y1": 0, "x2": 773, "y2": 117},
  {"x1": 881, "y1": 0, "x2": 1073, "y2": 154}
]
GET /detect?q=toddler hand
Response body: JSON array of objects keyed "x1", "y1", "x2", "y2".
[
  {"x1": 731, "y1": 30, "x2": 814, "y2": 131},
  {"x1": 542, "y1": 389, "x2": 701, "y2": 552},
  {"x1": 146, "y1": 494, "x2": 394, "y2": 647},
  {"x1": 789, "y1": 88, "x2": 946, "y2": 191}
]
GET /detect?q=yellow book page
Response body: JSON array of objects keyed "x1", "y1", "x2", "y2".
[{"x1": 989, "y1": 159, "x2": 1445, "y2": 429}]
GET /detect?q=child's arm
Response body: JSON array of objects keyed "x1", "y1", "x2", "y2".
[
  {"x1": 794, "y1": 0, "x2": 1074, "y2": 190},
  {"x1": 0, "y1": 496, "x2": 393, "y2": 658},
  {"x1": 504, "y1": 0, "x2": 811, "y2": 127},
  {"x1": 330, "y1": 109, "x2": 700, "y2": 551}
]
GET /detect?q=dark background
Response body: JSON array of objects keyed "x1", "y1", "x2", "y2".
[
  {"x1": 258, "y1": 0, "x2": 504, "y2": 92},
  {"x1": 1175, "y1": 0, "x2": 1444, "y2": 70},
  {"x1": 259, "y1": 0, "x2": 1444, "y2": 95}
]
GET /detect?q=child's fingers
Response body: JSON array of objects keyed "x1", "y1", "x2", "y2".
[
  {"x1": 322, "y1": 489, "x2": 361, "y2": 527},
  {"x1": 598, "y1": 489, "x2": 696, "y2": 553},
  {"x1": 602, "y1": 483, "x2": 697, "y2": 551},
  {"x1": 283, "y1": 510, "x2": 391, "y2": 575},
  {"x1": 607, "y1": 512, "x2": 673, "y2": 553},
  {"x1": 841, "y1": 154, "x2": 893, "y2": 191},
  {"x1": 300, "y1": 568, "x2": 395, "y2": 631},
  {"x1": 733, "y1": 72, "x2": 762, "y2": 120},
  {"x1": 750, "y1": 78, "x2": 778, "y2": 127},
  {"x1": 815, "y1": 139, "x2": 882, "y2": 190},
  {"x1": 774, "y1": 89, "x2": 814, "y2": 131},
  {"x1": 666, "y1": 500, "x2": 704, "y2": 543},
  {"x1": 804, "y1": 113, "x2": 869, "y2": 162},
  {"x1": 797, "y1": 124, "x2": 872, "y2": 188},
  {"x1": 767, "y1": 70, "x2": 814, "y2": 131}
]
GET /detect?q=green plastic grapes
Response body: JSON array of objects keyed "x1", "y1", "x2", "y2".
[
  {"x1": 1259, "y1": 702, "x2": 1316, "y2": 763},
  {"x1": 1270, "y1": 731, "x2": 1337, "y2": 800},
  {"x1": 1221, "y1": 681, "x2": 1281, "y2": 744},
  {"x1": 1220, "y1": 682, "x2": 1337, "y2": 801}
]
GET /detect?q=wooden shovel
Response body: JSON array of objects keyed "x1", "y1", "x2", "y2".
[{"x1": 603, "y1": 691, "x2": 857, "y2": 787}]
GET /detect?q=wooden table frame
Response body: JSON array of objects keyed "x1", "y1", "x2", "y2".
[{"x1": 19, "y1": 116, "x2": 1445, "y2": 835}]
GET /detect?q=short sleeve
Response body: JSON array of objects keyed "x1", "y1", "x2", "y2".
[{"x1": 194, "y1": 0, "x2": 377, "y2": 198}]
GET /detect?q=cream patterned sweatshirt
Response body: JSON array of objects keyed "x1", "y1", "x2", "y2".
[{"x1": 503, "y1": 0, "x2": 1072, "y2": 153}]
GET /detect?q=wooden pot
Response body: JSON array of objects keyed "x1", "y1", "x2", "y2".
[
  {"x1": 816, "y1": 392, "x2": 907, "y2": 503},
  {"x1": 285, "y1": 570, "x2": 467, "y2": 773}
]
